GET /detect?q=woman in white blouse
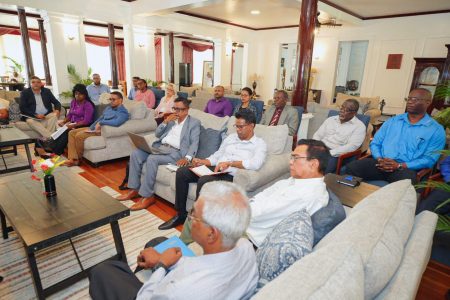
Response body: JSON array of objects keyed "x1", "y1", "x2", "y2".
[{"x1": 155, "y1": 83, "x2": 177, "y2": 119}]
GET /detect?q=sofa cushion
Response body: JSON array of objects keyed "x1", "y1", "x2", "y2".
[
  {"x1": 311, "y1": 189, "x2": 346, "y2": 246},
  {"x1": 188, "y1": 108, "x2": 229, "y2": 131},
  {"x1": 84, "y1": 135, "x2": 106, "y2": 150},
  {"x1": 256, "y1": 209, "x2": 313, "y2": 290},
  {"x1": 315, "y1": 179, "x2": 416, "y2": 299},
  {"x1": 253, "y1": 242, "x2": 365, "y2": 300},
  {"x1": 196, "y1": 126, "x2": 223, "y2": 159},
  {"x1": 8, "y1": 100, "x2": 21, "y2": 122},
  {"x1": 123, "y1": 100, "x2": 147, "y2": 120},
  {"x1": 227, "y1": 116, "x2": 288, "y2": 155}
]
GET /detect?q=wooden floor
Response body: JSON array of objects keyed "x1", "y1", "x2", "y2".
[{"x1": 78, "y1": 158, "x2": 450, "y2": 299}]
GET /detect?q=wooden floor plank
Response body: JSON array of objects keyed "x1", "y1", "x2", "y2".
[{"x1": 77, "y1": 158, "x2": 450, "y2": 298}]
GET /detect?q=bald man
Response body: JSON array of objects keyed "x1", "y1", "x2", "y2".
[{"x1": 346, "y1": 88, "x2": 445, "y2": 184}]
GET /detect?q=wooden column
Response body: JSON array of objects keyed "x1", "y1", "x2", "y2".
[
  {"x1": 37, "y1": 18, "x2": 52, "y2": 85},
  {"x1": 169, "y1": 32, "x2": 175, "y2": 83},
  {"x1": 17, "y1": 8, "x2": 34, "y2": 82},
  {"x1": 292, "y1": 0, "x2": 318, "y2": 110},
  {"x1": 108, "y1": 23, "x2": 118, "y2": 89}
]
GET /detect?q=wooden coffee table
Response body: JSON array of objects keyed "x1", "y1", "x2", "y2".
[
  {"x1": 0, "y1": 126, "x2": 34, "y2": 174},
  {"x1": 0, "y1": 170, "x2": 130, "y2": 299},
  {"x1": 325, "y1": 173, "x2": 380, "y2": 207}
]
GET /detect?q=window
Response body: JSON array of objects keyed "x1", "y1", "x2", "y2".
[
  {"x1": 85, "y1": 43, "x2": 111, "y2": 83},
  {"x1": 193, "y1": 49, "x2": 213, "y2": 85}
]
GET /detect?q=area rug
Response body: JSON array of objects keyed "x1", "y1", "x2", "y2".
[{"x1": 0, "y1": 186, "x2": 178, "y2": 299}]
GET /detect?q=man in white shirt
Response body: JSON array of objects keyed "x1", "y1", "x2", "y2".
[
  {"x1": 158, "y1": 110, "x2": 267, "y2": 230},
  {"x1": 179, "y1": 139, "x2": 331, "y2": 248},
  {"x1": 89, "y1": 181, "x2": 258, "y2": 300},
  {"x1": 313, "y1": 99, "x2": 366, "y2": 173},
  {"x1": 117, "y1": 98, "x2": 201, "y2": 211}
]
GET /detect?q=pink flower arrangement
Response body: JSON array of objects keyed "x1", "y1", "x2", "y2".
[{"x1": 31, "y1": 155, "x2": 66, "y2": 181}]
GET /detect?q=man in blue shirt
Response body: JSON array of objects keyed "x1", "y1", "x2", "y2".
[
  {"x1": 87, "y1": 73, "x2": 111, "y2": 104},
  {"x1": 346, "y1": 88, "x2": 445, "y2": 184},
  {"x1": 128, "y1": 76, "x2": 140, "y2": 100}
]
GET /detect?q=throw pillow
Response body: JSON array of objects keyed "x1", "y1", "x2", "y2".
[
  {"x1": 8, "y1": 100, "x2": 21, "y2": 122},
  {"x1": 311, "y1": 189, "x2": 346, "y2": 246},
  {"x1": 124, "y1": 101, "x2": 147, "y2": 120},
  {"x1": 256, "y1": 209, "x2": 313, "y2": 290},
  {"x1": 196, "y1": 125, "x2": 223, "y2": 159}
]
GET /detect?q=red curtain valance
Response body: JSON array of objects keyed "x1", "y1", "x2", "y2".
[
  {"x1": 181, "y1": 41, "x2": 213, "y2": 52},
  {"x1": 0, "y1": 26, "x2": 41, "y2": 41}
]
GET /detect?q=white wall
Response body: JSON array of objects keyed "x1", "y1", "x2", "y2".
[{"x1": 251, "y1": 13, "x2": 450, "y2": 112}]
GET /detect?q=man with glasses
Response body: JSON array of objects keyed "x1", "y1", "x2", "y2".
[
  {"x1": 20, "y1": 76, "x2": 61, "y2": 137},
  {"x1": 346, "y1": 88, "x2": 445, "y2": 184},
  {"x1": 117, "y1": 98, "x2": 201, "y2": 211},
  {"x1": 158, "y1": 109, "x2": 267, "y2": 230},
  {"x1": 65, "y1": 91, "x2": 128, "y2": 167},
  {"x1": 90, "y1": 181, "x2": 258, "y2": 300},
  {"x1": 313, "y1": 99, "x2": 366, "y2": 173}
]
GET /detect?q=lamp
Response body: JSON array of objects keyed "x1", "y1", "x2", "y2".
[
  {"x1": 249, "y1": 73, "x2": 263, "y2": 99},
  {"x1": 63, "y1": 23, "x2": 77, "y2": 41}
]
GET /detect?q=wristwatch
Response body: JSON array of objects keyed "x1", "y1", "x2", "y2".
[
  {"x1": 153, "y1": 262, "x2": 169, "y2": 273},
  {"x1": 397, "y1": 163, "x2": 404, "y2": 170}
]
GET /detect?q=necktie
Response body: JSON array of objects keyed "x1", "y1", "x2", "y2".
[{"x1": 269, "y1": 108, "x2": 283, "y2": 126}]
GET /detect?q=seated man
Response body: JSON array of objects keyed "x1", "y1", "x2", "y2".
[
  {"x1": 128, "y1": 76, "x2": 140, "y2": 100},
  {"x1": 87, "y1": 73, "x2": 111, "y2": 105},
  {"x1": 117, "y1": 98, "x2": 200, "y2": 211},
  {"x1": 346, "y1": 88, "x2": 446, "y2": 184},
  {"x1": 260, "y1": 90, "x2": 299, "y2": 136},
  {"x1": 313, "y1": 99, "x2": 366, "y2": 173},
  {"x1": 158, "y1": 109, "x2": 267, "y2": 230},
  {"x1": 180, "y1": 139, "x2": 332, "y2": 248},
  {"x1": 204, "y1": 85, "x2": 233, "y2": 117},
  {"x1": 89, "y1": 181, "x2": 258, "y2": 300},
  {"x1": 19, "y1": 76, "x2": 61, "y2": 137},
  {"x1": 65, "y1": 91, "x2": 129, "y2": 167}
]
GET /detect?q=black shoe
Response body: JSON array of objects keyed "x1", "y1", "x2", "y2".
[
  {"x1": 158, "y1": 215, "x2": 187, "y2": 230},
  {"x1": 118, "y1": 181, "x2": 129, "y2": 190}
]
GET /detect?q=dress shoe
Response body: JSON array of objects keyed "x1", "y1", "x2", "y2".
[
  {"x1": 116, "y1": 189, "x2": 139, "y2": 201},
  {"x1": 118, "y1": 181, "x2": 129, "y2": 190},
  {"x1": 158, "y1": 215, "x2": 187, "y2": 230},
  {"x1": 130, "y1": 197, "x2": 156, "y2": 211}
]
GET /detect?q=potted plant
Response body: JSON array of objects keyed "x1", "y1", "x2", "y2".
[
  {"x1": 2, "y1": 55, "x2": 24, "y2": 75},
  {"x1": 433, "y1": 81, "x2": 450, "y2": 129},
  {"x1": 59, "y1": 64, "x2": 93, "y2": 101}
]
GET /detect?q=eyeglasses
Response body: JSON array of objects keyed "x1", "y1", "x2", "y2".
[
  {"x1": 109, "y1": 98, "x2": 119, "y2": 102},
  {"x1": 187, "y1": 208, "x2": 211, "y2": 227},
  {"x1": 290, "y1": 155, "x2": 311, "y2": 161},
  {"x1": 405, "y1": 97, "x2": 428, "y2": 103},
  {"x1": 172, "y1": 107, "x2": 187, "y2": 112},
  {"x1": 233, "y1": 124, "x2": 249, "y2": 129}
]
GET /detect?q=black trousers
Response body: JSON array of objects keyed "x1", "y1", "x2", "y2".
[
  {"x1": 89, "y1": 237, "x2": 167, "y2": 300},
  {"x1": 175, "y1": 166, "x2": 233, "y2": 215},
  {"x1": 346, "y1": 158, "x2": 418, "y2": 184},
  {"x1": 417, "y1": 189, "x2": 450, "y2": 216},
  {"x1": 325, "y1": 157, "x2": 339, "y2": 174}
]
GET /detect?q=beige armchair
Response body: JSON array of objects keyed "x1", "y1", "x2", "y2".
[{"x1": 332, "y1": 93, "x2": 382, "y2": 124}]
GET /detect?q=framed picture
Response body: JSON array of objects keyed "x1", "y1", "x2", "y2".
[{"x1": 202, "y1": 61, "x2": 214, "y2": 88}]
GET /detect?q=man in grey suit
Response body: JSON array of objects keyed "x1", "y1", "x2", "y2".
[
  {"x1": 117, "y1": 98, "x2": 201, "y2": 211},
  {"x1": 260, "y1": 90, "x2": 299, "y2": 136}
]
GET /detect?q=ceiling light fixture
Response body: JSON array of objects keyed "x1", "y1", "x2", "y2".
[{"x1": 250, "y1": 10, "x2": 260, "y2": 15}]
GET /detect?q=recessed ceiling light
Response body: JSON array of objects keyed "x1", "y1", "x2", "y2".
[{"x1": 250, "y1": 10, "x2": 260, "y2": 15}]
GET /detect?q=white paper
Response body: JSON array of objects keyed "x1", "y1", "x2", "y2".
[
  {"x1": 190, "y1": 165, "x2": 228, "y2": 177},
  {"x1": 51, "y1": 125, "x2": 68, "y2": 140},
  {"x1": 166, "y1": 164, "x2": 179, "y2": 172}
]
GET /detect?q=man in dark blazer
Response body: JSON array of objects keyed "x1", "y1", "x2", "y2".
[
  {"x1": 19, "y1": 76, "x2": 61, "y2": 137},
  {"x1": 260, "y1": 90, "x2": 299, "y2": 136},
  {"x1": 117, "y1": 97, "x2": 201, "y2": 211}
]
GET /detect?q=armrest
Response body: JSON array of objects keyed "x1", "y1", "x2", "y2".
[
  {"x1": 416, "y1": 168, "x2": 432, "y2": 182},
  {"x1": 102, "y1": 118, "x2": 156, "y2": 138},
  {"x1": 233, "y1": 153, "x2": 290, "y2": 192},
  {"x1": 336, "y1": 149, "x2": 362, "y2": 175}
]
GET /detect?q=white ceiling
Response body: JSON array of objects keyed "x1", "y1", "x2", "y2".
[{"x1": 173, "y1": 0, "x2": 450, "y2": 29}]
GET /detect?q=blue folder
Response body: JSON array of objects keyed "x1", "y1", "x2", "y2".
[{"x1": 154, "y1": 236, "x2": 196, "y2": 257}]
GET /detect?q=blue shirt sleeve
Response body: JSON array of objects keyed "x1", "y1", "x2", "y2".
[
  {"x1": 99, "y1": 106, "x2": 129, "y2": 127},
  {"x1": 440, "y1": 157, "x2": 450, "y2": 183},
  {"x1": 369, "y1": 118, "x2": 391, "y2": 159}
]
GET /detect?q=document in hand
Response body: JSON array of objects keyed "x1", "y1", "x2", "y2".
[
  {"x1": 51, "y1": 125, "x2": 68, "y2": 140},
  {"x1": 154, "y1": 236, "x2": 195, "y2": 257},
  {"x1": 190, "y1": 165, "x2": 229, "y2": 177}
]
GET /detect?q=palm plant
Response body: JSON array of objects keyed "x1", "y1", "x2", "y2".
[
  {"x1": 60, "y1": 64, "x2": 93, "y2": 98},
  {"x1": 2, "y1": 55, "x2": 24, "y2": 74},
  {"x1": 433, "y1": 81, "x2": 450, "y2": 129},
  {"x1": 416, "y1": 149, "x2": 450, "y2": 233}
]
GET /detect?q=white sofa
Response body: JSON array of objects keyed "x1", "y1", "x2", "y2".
[
  {"x1": 150, "y1": 109, "x2": 292, "y2": 209},
  {"x1": 253, "y1": 180, "x2": 437, "y2": 299},
  {"x1": 82, "y1": 101, "x2": 157, "y2": 165}
]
